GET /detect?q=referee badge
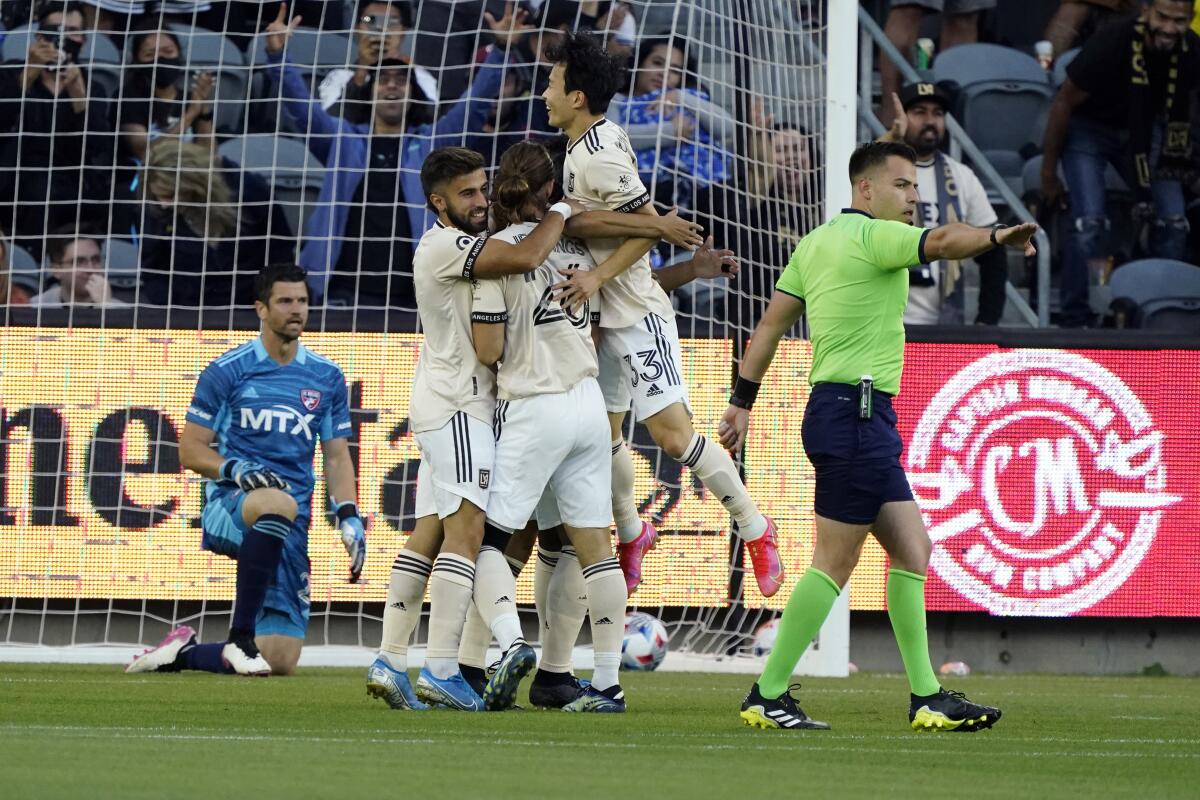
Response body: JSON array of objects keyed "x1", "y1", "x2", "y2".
[{"x1": 478, "y1": 469, "x2": 491, "y2": 490}]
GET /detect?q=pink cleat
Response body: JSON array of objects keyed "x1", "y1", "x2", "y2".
[
  {"x1": 616, "y1": 522, "x2": 658, "y2": 595},
  {"x1": 124, "y1": 626, "x2": 196, "y2": 673},
  {"x1": 745, "y1": 517, "x2": 785, "y2": 598}
]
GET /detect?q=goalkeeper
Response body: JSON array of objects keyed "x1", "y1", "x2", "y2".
[
  {"x1": 721, "y1": 141, "x2": 1034, "y2": 732},
  {"x1": 124, "y1": 264, "x2": 365, "y2": 677}
]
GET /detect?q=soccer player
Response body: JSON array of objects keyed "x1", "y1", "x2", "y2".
[
  {"x1": 124, "y1": 264, "x2": 365, "y2": 677},
  {"x1": 541, "y1": 32, "x2": 785, "y2": 599},
  {"x1": 403, "y1": 146, "x2": 583, "y2": 711},
  {"x1": 721, "y1": 141, "x2": 1034, "y2": 731}
]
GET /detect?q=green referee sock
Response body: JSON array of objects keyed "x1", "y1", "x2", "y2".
[
  {"x1": 757, "y1": 567, "x2": 841, "y2": 699},
  {"x1": 886, "y1": 568, "x2": 941, "y2": 697}
]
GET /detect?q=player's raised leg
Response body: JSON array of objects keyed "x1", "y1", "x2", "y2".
[
  {"x1": 873, "y1": 501, "x2": 1002, "y2": 732},
  {"x1": 608, "y1": 417, "x2": 657, "y2": 595}
]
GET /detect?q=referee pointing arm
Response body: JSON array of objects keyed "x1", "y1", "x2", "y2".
[{"x1": 727, "y1": 141, "x2": 1033, "y2": 733}]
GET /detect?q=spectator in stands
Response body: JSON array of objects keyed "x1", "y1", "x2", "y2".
[
  {"x1": 1042, "y1": 0, "x2": 1198, "y2": 327},
  {"x1": 31, "y1": 222, "x2": 127, "y2": 307},
  {"x1": 0, "y1": 225, "x2": 33, "y2": 306},
  {"x1": 1043, "y1": 1, "x2": 1139, "y2": 57},
  {"x1": 471, "y1": 63, "x2": 535, "y2": 163},
  {"x1": 318, "y1": 1, "x2": 438, "y2": 126},
  {"x1": 78, "y1": 2, "x2": 146, "y2": 39},
  {"x1": 879, "y1": 82, "x2": 1006, "y2": 326},
  {"x1": 610, "y1": 37, "x2": 735, "y2": 208},
  {"x1": 879, "y1": 0, "x2": 995, "y2": 128},
  {"x1": 0, "y1": 0, "x2": 113, "y2": 260},
  {"x1": 263, "y1": 2, "x2": 530, "y2": 308},
  {"x1": 115, "y1": 28, "x2": 214, "y2": 163},
  {"x1": 140, "y1": 139, "x2": 293, "y2": 308}
]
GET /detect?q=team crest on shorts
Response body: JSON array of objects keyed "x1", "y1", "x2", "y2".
[
  {"x1": 300, "y1": 389, "x2": 322, "y2": 411},
  {"x1": 906, "y1": 351, "x2": 1179, "y2": 616},
  {"x1": 478, "y1": 469, "x2": 491, "y2": 490}
]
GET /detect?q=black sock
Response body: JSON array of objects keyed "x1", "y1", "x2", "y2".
[
  {"x1": 460, "y1": 664, "x2": 487, "y2": 689},
  {"x1": 534, "y1": 668, "x2": 572, "y2": 686},
  {"x1": 229, "y1": 514, "x2": 290, "y2": 638}
]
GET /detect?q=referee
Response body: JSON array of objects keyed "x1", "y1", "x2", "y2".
[{"x1": 721, "y1": 141, "x2": 1035, "y2": 732}]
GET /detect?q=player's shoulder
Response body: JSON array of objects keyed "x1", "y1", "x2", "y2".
[
  {"x1": 493, "y1": 220, "x2": 534, "y2": 245},
  {"x1": 298, "y1": 344, "x2": 347, "y2": 383},
  {"x1": 569, "y1": 117, "x2": 630, "y2": 160},
  {"x1": 417, "y1": 221, "x2": 480, "y2": 253},
  {"x1": 206, "y1": 340, "x2": 258, "y2": 375}
]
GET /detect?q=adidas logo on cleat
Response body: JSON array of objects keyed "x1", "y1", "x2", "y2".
[{"x1": 646, "y1": 383, "x2": 663, "y2": 397}]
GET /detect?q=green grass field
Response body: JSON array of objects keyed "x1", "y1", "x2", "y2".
[{"x1": 1, "y1": 665, "x2": 1197, "y2": 799}]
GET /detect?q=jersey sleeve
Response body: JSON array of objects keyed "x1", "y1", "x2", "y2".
[
  {"x1": 862, "y1": 218, "x2": 929, "y2": 271},
  {"x1": 584, "y1": 147, "x2": 652, "y2": 213},
  {"x1": 430, "y1": 228, "x2": 487, "y2": 282},
  {"x1": 186, "y1": 361, "x2": 230, "y2": 430},
  {"x1": 774, "y1": 241, "x2": 807, "y2": 299},
  {"x1": 320, "y1": 368, "x2": 352, "y2": 441},
  {"x1": 471, "y1": 277, "x2": 508, "y2": 323}
]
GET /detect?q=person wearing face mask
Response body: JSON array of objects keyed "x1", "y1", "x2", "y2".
[
  {"x1": 115, "y1": 28, "x2": 215, "y2": 164},
  {"x1": 878, "y1": 81, "x2": 1006, "y2": 327},
  {"x1": 0, "y1": 0, "x2": 113, "y2": 260}
]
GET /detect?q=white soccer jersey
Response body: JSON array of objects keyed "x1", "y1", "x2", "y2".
[
  {"x1": 563, "y1": 117, "x2": 674, "y2": 329},
  {"x1": 410, "y1": 221, "x2": 497, "y2": 433},
  {"x1": 472, "y1": 221, "x2": 599, "y2": 401}
]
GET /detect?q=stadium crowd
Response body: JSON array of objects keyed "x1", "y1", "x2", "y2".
[{"x1": 0, "y1": 0, "x2": 1197, "y2": 329}]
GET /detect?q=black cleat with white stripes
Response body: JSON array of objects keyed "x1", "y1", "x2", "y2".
[{"x1": 739, "y1": 682, "x2": 831, "y2": 730}]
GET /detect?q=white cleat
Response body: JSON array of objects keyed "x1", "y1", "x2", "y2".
[
  {"x1": 222, "y1": 637, "x2": 271, "y2": 676},
  {"x1": 124, "y1": 626, "x2": 196, "y2": 674}
]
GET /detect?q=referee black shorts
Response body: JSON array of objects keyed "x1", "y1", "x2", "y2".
[{"x1": 801, "y1": 383, "x2": 914, "y2": 525}]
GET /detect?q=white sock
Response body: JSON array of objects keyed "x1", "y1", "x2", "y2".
[
  {"x1": 582, "y1": 556, "x2": 627, "y2": 691},
  {"x1": 612, "y1": 439, "x2": 643, "y2": 543},
  {"x1": 680, "y1": 433, "x2": 767, "y2": 540},
  {"x1": 457, "y1": 602, "x2": 492, "y2": 669},
  {"x1": 378, "y1": 549, "x2": 432, "y2": 671},
  {"x1": 541, "y1": 546, "x2": 587, "y2": 673},
  {"x1": 425, "y1": 553, "x2": 475, "y2": 679},
  {"x1": 534, "y1": 544, "x2": 560, "y2": 641},
  {"x1": 473, "y1": 546, "x2": 525, "y2": 652}
]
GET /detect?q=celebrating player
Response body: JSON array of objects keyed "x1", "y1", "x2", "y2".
[
  {"x1": 125, "y1": 264, "x2": 364, "y2": 677},
  {"x1": 721, "y1": 141, "x2": 1033, "y2": 731},
  {"x1": 469, "y1": 141, "x2": 628, "y2": 712},
  {"x1": 541, "y1": 31, "x2": 785, "y2": 599},
  {"x1": 404, "y1": 146, "x2": 583, "y2": 711}
]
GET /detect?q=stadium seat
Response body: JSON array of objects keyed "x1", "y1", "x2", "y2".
[
  {"x1": 1, "y1": 25, "x2": 122, "y2": 65},
  {"x1": 1108, "y1": 258, "x2": 1200, "y2": 332},
  {"x1": 218, "y1": 135, "x2": 325, "y2": 238},
  {"x1": 932, "y1": 43, "x2": 1053, "y2": 199},
  {"x1": 1053, "y1": 48, "x2": 1080, "y2": 88},
  {"x1": 166, "y1": 24, "x2": 250, "y2": 134},
  {"x1": 248, "y1": 28, "x2": 354, "y2": 73},
  {"x1": 8, "y1": 242, "x2": 41, "y2": 293},
  {"x1": 104, "y1": 238, "x2": 140, "y2": 289}
]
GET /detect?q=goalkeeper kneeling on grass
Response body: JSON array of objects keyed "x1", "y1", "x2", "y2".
[{"x1": 124, "y1": 264, "x2": 365, "y2": 677}]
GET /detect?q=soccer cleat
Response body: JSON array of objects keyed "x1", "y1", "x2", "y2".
[
  {"x1": 909, "y1": 688, "x2": 1002, "y2": 733},
  {"x1": 739, "y1": 682, "x2": 830, "y2": 730},
  {"x1": 745, "y1": 516, "x2": 785, "y2": 598},
  {"x1": 563, "y1": 684, "x2": 626, "y2": 713},
  {"x1": 366, "y1": 658, "x2": 429, "y2": 710},
  {"x1": 124, "y1": 626, "x2": 196, "y2": 674},
  {"x1": 416, "y1": 667, "x2": 484, "y2": 711},
  {"x1": 482, "y1": 641, "x2": 537, "y2": 711},
  {"x1": 460, "y1": 664, "x2": 488, "y2": 699},
  {"x1": 616, "y1": 521, "x2": 658, "y2": 594},
  {"x1": 529, "y1": 672, "x2": 589, "y2": 709},
  {"x1": 222, "y1": 635, "x2": 271, "y2": 677}
]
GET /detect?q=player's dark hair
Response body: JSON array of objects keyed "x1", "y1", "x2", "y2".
[
  {"x1": 420, "y1": 146, "x2": 486, "y2": 209},
  {"x1": 35, "y1": 0, "x2": 82, "y2": 26},
  {"x1": 255, "y1": 263, "x2": 310, "y2": 304},
  {"x1": 491, "y1": 142, "x2": 557, "y2": 231},
  {"x1": 545, "y1": 30, "x2": 627, "y2": 114},
  {"x1": 848, "y1": 141, "x2": 916, "y2": 181},
  {"x1": 45, "y1": 221, "x2": 99, "y2": 265}
]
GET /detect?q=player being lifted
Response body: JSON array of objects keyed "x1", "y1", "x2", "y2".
[
  {"x1": 125, "y1": 264, "x2": 365, "y2": 677},
  {"x1": 541, "y1": 32, "x2": 784, "y2": 598},
  {"x1": 470, "y1": 141, "x2": 628, "y2": 712},
  {"x1": 399, "y1": 146, "x2": 587, "y2": 711}
]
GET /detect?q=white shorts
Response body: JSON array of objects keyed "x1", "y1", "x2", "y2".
[
  {"x1": 486, "y1": 377, "x2": 612, "y2": 531},
  {"x1": 413, "y1": 411, "x2": 495, "y2": 519},
  {"x1": 598, "y1": 311, "x2": 690, "y2": 422}
]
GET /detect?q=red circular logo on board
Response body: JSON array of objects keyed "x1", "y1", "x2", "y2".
[{"x1": 906, "y1": 351, "x2": 1179, "y2": 615}]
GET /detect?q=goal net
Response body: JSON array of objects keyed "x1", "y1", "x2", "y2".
[{"x1": 0, "y1": 0, "x2": 852, "y2": 675}]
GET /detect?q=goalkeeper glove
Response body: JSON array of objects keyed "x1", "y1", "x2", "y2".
[
  {"x1": 336, "y1": 501, "x2": 366, "y2": 583},
  {"x1": 220, "y1": 458, "x2": 289, "y2": 492}
]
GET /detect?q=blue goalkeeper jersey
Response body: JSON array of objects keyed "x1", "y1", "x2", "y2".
[{"x1": 186, "y1": 337, "x2": 352, "y2": 519}]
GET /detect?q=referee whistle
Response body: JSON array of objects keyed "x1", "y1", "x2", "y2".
[{"x1": 858, "y1": 375, "x2": 874, "y2": 420}]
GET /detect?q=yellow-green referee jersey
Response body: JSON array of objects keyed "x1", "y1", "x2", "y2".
[{"x1": 774, "y1": 209, "x2": 928, "y2": 395}]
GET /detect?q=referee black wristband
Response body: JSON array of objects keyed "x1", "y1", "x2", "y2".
[
  {"x1": 989, "y1": 223, "x2": 1004, "y2": 247},
  {"x1": 729, "y1": 376, "x2": 761, "y2": 410}
]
